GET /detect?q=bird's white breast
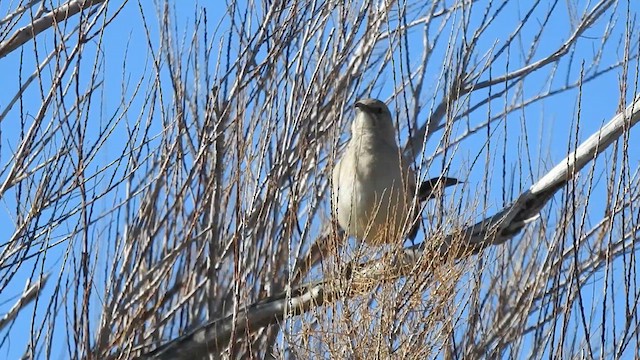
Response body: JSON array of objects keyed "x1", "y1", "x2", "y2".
[{"x1": 333, "y1": 135, "x2": 411, "y2": 244}]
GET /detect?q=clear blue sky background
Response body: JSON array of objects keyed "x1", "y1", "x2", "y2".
[{"x1": 0, "y1": 1, "x2": 638, "y2": 359}]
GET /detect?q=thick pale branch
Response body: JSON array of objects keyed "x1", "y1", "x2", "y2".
[
  {"x1": 0, "y1": 0, "x2": 106, "y2": 59},
  {"x1": 140, "y1": 281, "x2": 326, "y2": 360},
  {"x1": 0, "y1": 274, "x2": 49, "y2": 332},
  {"x1": 424, "y1": 96, "x2": 640, "y2": 258}
]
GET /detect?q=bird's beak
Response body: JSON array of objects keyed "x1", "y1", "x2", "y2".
[{"x1": 354, "y1": 101, "x2": 371, "y2": 113}]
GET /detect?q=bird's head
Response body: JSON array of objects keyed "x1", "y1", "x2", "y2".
[{"x1": 352, "y1": 98, "x2": 397, "y2": 144}]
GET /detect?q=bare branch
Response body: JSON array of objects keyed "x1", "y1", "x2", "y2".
[
  {"x1": 0, "y1": 0, "x2": 107, "y2": 58},
  {"x1": 0, "y1": 274, "x2": 49, "y2": 332}
]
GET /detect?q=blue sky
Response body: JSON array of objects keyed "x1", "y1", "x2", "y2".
[{"x1": 0, "y1": 1, "x2": 639, "y2": 358}]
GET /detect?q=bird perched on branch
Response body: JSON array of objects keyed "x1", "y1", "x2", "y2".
[{"x1": 332, "y1": 98, "x2": 458, "y2": 245}]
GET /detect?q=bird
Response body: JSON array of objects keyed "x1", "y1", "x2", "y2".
[{"x1": 332, "y1": 98, "x2": 458, "y2": 245}]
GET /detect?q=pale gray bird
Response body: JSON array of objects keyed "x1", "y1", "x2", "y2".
[{"x1": 332, "y1": 98, "x2": 458, "y2": 245}]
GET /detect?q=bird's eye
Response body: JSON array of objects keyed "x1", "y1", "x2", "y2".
[{"x1": 375, "y1": 107, "x2": 383, "y2": 114}]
